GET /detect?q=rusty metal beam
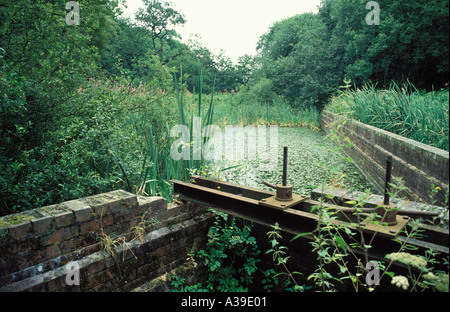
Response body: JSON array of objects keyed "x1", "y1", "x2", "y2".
[
  {"x1": 171, "y1": 178, "x2": 318, "y2": 234},
  {"x1": 171, "y1": 176, "x2": 449, "y2": 260}
]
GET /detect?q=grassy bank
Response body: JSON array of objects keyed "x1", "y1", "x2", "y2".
[
  {"x1": 181, "y1": 91, "x2": 321, "y2": 130},
  {"x1": 325, "y1": 82, "x2": 449, "y2": 151}
]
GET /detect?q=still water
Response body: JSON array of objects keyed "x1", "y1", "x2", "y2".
[{"x1": 213, "y1": 127, "x2": 374, "y2": 196}]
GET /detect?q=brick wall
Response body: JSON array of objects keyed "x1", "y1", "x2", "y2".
[
  {"x1": 321, "y1": 110, "x2": 449, "y2": 206},
  {"x1": 0, "y1": 190, "x2": 212, "y2": 291}
]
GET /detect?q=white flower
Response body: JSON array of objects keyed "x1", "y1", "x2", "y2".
[
  {"x1": 391, "y1": 275, "x2": 409, "y2": 290},
  {"x1": 386, "y1": 252, "x2": 427, "y2": 271}
]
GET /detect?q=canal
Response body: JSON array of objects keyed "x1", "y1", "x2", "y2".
[{"x1": 213, "y1": 126, "x2": 375, "y2": 196}]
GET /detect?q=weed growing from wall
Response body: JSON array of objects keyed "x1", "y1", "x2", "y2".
[{"x1": 171, "y1": 210, "x2": 262, "y2": 291}]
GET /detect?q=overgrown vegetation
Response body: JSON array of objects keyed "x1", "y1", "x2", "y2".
[
  {"x1": 1, "y1": 0, "x2": 448, "y2": 293},
  {"x1": 171, "y1": 211, "x2": 262, "y2": 292},
  {"x1": 253, "y1": 0, "x2": 448, "y2": 109},
  {"x1": 213, "y1": 92, "x2": 321, "y2": 130},
  {"x1": 1, "y1": 0, "x2": 448, "y2": 214},
  {"x1": 170, "y1": 211, "x2": 308, "y2": 292},
  {"x1": 171, "y1": 183, "x2": 449, "y2": 293},
  {"x1": 170, "y1": 114, "x2": 448, "y2": 292},
  {"x1": 326, "y1": 81, "x2": 449, "y2": 151}
]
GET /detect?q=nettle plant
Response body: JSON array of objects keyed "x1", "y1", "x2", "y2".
[
  {"x1": 171, "y1": 210, "x2": 260, "y2": 291},
  {"x1": 171, "y1": 210, "x2": 286, "y2": 292}
]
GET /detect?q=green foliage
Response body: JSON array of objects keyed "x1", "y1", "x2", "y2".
[
  {"x1": 242, "y1": 78, "x2": 277, "y2": 105},
  {"x1": 1, "y1": 0, "x2": 226, "y2": 214},
  {"x1": 266, "y1": 223, "x2": 306, "y2": 292},
  {"x1": 131, "y1": 51, "x2": 175, "y2": 90},
  {"x1": 172, "y1": 211, "x2": 262, "y2": 292},
  {"x1": 326, "y1": 81, "x2": 449, "y2": 151},
  {"x1": 212, "y1": 92, "x2": 321, "y2": 130},
  {"x1": 319, "y1": 0, "x2": 449, "y2": 89},
  {"x1": 2, "y1": 1, "x2": 449, "y2": 293},
  {"x1": 0, "y1": 0, "x2": 111, "y2": 144},
  {"x1": 0, "y1": 57, "x2": 28, "y2": 160},
  {"x1": 135, "y1": 0, "x2": 186, "y2": 57},
  {"x1": 0, "y1": 0, "x2": 121, "y2": 214},
  {"x1": 101, "y1": 1, "x2": 243, "y2": 94},
  {"x1": 0, "y1": 72, "x2": 179, "y2": 214},
  {"x1": 255, "y1": 13, "x2": 339, "y2": 109},
  {"x1": 248, "y1": 0, "x2": 448, "y2": 110}
]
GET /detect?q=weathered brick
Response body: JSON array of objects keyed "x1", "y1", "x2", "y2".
[
  {"x1": 47, "y1": 276, "x2": 63, "y2": 292},
  {"x1": 322, "y1": 110, "x2": 449, "y2": 206},
  {"x1": 31, "y1": 209, "x2": 54, "y2": 235},
  {"x1": 99, "y1": 214, "x2": 113, "y2": 228},
  {"x1": 15, "y1": 251, "x2": 36, "y2": 271},
  {"x1": 86, "y1": 283, "x2": 108, "y2": 292},
  {"x1": 79, "y1": 243, "x2": 100, "y2": 257},
  {"x1": 82, "y1": 194, "x2": 112, "y2": 216},
  {"x1": 129, "y1": 216, "x2": 142, "y2": 228},
  {"x1": 0, "y1": 189, "x2": 213, "y2": 293},
  {"x1": 0, "y1": 226, "x2": 9, "y2": 245},
  {"x1": 106, "y1": 190, "x2": 139, "y2": 216},
  {"x1": 79, "y1": 219, "x2": 101, "y2": 235},
  {"x1": 138, "y1": 196, "x2": 167, "y2": 215},
  {"x1": 82, "y1": 269, "x2": 111, "y2": 291},
  {"x1": 54, "y1": 210, "x2": 74, "y2": 228},
  {"x1": 1, "y1": 210, "x2": 43, "y2": 240},
  {"x1": 164, "y1": 204, "x2": 183, "y2": 219},
  {"x1": 59, "y1": 238, "x2": 76, "y2": 254},
  {"x1": 86, "y1": 259, "x2": 105, "y2": 276},
  {"x1": 48, "y1": 225, "x2": 79, "y2": 245},
  {"x1": 8, "y1": 221, "x2": 32, "y2": 240},
  {"x1": 36, "y1": 244, "x2": 61, "y2": 263},
  {"x1": 109, "y1": 190, "x2": 138, "y2": 208},
  {"x1": 66, "y1": 199, "x2": 93, "y2": 223},
  {"x1": 41, "y1": 204, "x2": 74, "y2": 228}
]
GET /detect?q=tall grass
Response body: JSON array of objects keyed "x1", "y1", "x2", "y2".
[
  {"x1": 208, "y1": 93, "x2": 321, "y2": 130},
  {"x1": 326, "y1": 82, "x2": 449, "y2": 151}
]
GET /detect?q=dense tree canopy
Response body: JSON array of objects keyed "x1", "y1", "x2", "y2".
[
  {"x1": 255, "y1": 13, "x2": 340, "y2": 108},
  {"x1": 1, "y1": 0, "x2": 117, "y2": 153},
  {"x1": 319, "y1": 0, "x2": 449, "y2": 89},
  {"x1": 252, "y1": 0, "x2": 449, "y2": 108}
]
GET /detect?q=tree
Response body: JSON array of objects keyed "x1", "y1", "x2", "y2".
[
  {"x1": 0, "y1": 0, "x2": 121, "y2": 214},
  {"x1": 255, "y1": 13, "x2": 339, "y2": 108},
  {"x1": 318, "y1": 0, "x2": 449, "y2": 89},
  {"x1": 0, "y1": 0, "x2": 119, "y2": 146},
  {"x1": 236, "y1": 54, "x2": 255, "y2": 85},
  {"x1": 101, "y1": 17, "x2": 154, "y2": 76},
  {"x1": 135, "y1": 0, "x2": 186, "y2": 58}
]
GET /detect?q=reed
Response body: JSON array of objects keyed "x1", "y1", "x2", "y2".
[
  {"x1": 326, "y1": 82, "x2": 449, "y2": 151},
  {"x1": 116, "y1": 69, "x2": 216, "y2": 201},
  {"x1": 174, "y1": 68, "x2": 216, "y2": 173},
  {"x1": 211, "y1": 93, "x2": 321, "y2": 130}
]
